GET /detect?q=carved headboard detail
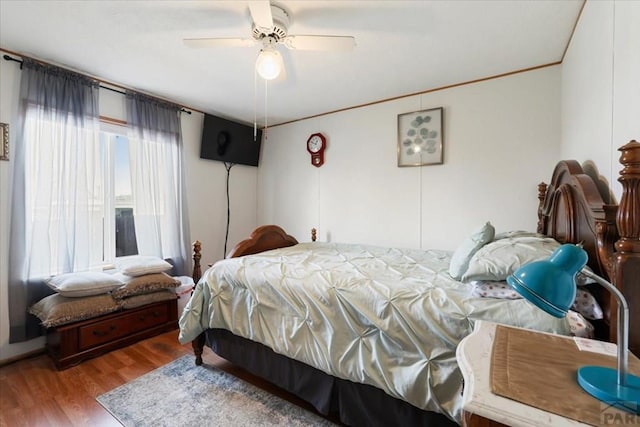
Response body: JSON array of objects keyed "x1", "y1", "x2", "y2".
[
  {"x1": 537, "y1": 141, "x2": 639, "y2": 354},
  {"x1": 537, "y1": 160, "x2": 610, "y2": 279}
]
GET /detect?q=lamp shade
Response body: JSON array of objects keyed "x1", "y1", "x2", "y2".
[
  {"x1": 506, "y1": 244, "x2": 587, "y2": 318},
  {"x1": 255, "y1": 47, "x2": 282, "y2": 80}
]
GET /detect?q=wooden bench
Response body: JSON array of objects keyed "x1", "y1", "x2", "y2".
[{"x1": 46, "y1": 298, "x2": 178, "y2": 370}]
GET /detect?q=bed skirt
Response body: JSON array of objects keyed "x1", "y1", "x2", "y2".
[{"x1": 206, "y1": 328, "x2": 456, "y2": 427}]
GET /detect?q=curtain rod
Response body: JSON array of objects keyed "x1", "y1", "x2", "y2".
[{"x1": 2, "y1": 53, "x2": 192, "y2": 115}]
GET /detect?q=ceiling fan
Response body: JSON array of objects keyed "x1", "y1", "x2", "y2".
[{"x1": 183, "y1": 1, "x2": 356, "y2": 80}]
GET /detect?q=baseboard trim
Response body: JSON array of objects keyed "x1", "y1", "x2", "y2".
[{"x1": 0, "y1": 347, "x2": 46, "y2": 367}]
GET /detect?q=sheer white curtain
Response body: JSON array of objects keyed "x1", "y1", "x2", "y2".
[
  {"x1": 125, "y1": 92, "x2": 190, "y2": 276},
  {"x1": 8, "y1": 59, "x2": 101, "y2": 342}
]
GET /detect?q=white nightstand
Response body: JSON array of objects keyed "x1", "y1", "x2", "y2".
[{"x1": 456, "y1": 320, "x2": 590, "y2": 427}]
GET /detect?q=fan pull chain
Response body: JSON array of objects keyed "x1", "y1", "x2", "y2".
[
  {"x1": 253, "y1": 67, "x2": 258, "y2": 141},
  {"x1": 264, "y1": 79, "x2": 268, "y2": 140}
]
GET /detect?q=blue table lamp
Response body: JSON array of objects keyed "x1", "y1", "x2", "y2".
[{"x1": 507, "y1": 244, "x2": 639, "y2": 415}]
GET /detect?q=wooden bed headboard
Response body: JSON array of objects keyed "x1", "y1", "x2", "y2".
[
  {"x1": 191, "y1": 141, "x2": 639, "y2": 354},
  {"x1": 226, "y1": 225, "x2": 298, "y2": 258},
  {"x1": 537, "y1": 140, "x2": 639, "y2": 354}
]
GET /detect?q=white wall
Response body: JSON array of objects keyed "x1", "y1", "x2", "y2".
[
  {"x1": 0, "y1": 58, "x2": 259, "y2": 362},
  {"x1": 561, "y1": 0, "x2": 640, "y2": 202},
  {"x1": 258, "y1": 66, "x2": 562, "y2": 251}
]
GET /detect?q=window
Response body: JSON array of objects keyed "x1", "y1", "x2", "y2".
[
  {"x1": 22, "y1": 116, "x2": 147, "y2": 277},
  {"x1": 100, "y1": 123, "x2": 140, "y2": 263},
  {"x1": 21, "y1": 113, "x2": 186, "y2": 279},
  {"x1": 10, "y1": 62, "x2": 189, "y2": 343}
]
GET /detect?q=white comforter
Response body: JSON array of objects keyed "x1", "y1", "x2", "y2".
[{"x1": 179, "y1": 242, "x2": 571, "y2": 422}]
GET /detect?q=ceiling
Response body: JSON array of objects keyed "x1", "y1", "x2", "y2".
[{"x1": 0, "y1": 1, "x2": 583, "y2": 126}]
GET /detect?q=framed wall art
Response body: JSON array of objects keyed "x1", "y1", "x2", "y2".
[
  {"x1": 397, "y1": 107, "x2": 443, "y2": 167},
  {"x1": 0, "y1": 123, "x2": 8, "y2": 161}
]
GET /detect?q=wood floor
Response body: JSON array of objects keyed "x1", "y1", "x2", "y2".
[{"x1": 0, "y1": 329, "x2": 329, "y2": 427}]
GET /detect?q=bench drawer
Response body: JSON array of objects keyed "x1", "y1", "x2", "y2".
[
  {"x1": 46, "y1": 299, "x2": 178, "y2": 369},
  {"x1": 78, "y1": 304, "x2": 169, "y2": 350}
]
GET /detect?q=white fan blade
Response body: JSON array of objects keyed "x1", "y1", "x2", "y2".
[
  {"x1": 184, "y1": 38, "x2": 256, "y2": 48},
  {"x1": 249, "y1": 1, "x2": 273, "y2": 33},
  {"x1": 282, "y1": 35, "x2": 356, "y2": 51}
]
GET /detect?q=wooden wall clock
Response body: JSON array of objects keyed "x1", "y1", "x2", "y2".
[{"x1": 307, "y1": 133, "x2": 326, "y2": 167}]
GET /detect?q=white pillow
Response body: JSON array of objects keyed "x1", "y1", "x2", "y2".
[
  {"x1": 46, "y1": 271, "x2": 123, "y2": 297},
  {"x1": 462, "y1": 235, "x2": 560, "y2": 282},
  {"x1": 566, "y1": 310, "x2": 595, "y2": 338},
  {"x1": 116, "y1": 255, "x2": 173, "y2": 277},
  {"x1": 493, "y1": 230, "x2": 546, "y2": 240},
  {"x1": 462, "y1": 234, "x2": 597, "y2": 286},
  {"x1": 449, "y1": 222, "x2": 495, "y2": 280},
  {"x1": 572, "y1": 288, "x2": 604, "y2": 320},
  {"x1": 470, "y1": 280, "x2": 603, "y2": 320},
  {"x1": 470, "y1": 280, "x2": 520, "y2": 299}
]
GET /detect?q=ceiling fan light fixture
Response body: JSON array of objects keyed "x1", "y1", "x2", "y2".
[{"x1": 255, "y1": 46, "x2": 282, "y2": 80}]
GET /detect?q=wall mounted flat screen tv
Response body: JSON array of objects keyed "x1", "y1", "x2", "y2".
[{"x1": 200, "y1": 113, "x2": 262, "y2": 167}]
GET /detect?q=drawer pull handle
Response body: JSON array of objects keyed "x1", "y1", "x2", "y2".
[
  {"x1": 138, "y1": 311, "x2": 162, "y2": 322},
  {"x1": 93, "y1": 325, "x2": 116, "y2": 336}
]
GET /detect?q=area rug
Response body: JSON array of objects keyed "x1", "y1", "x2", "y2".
[{"x1": 97, "y1": 355, "x2": 336, "y2": 426}]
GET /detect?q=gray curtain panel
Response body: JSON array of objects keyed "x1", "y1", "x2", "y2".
[
  {"x1": 125, "y1": 92, "x2": 191, "y2": 277},
  {"x1": 8, "y1": 58, "x2": 100, "y2": 343}
]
